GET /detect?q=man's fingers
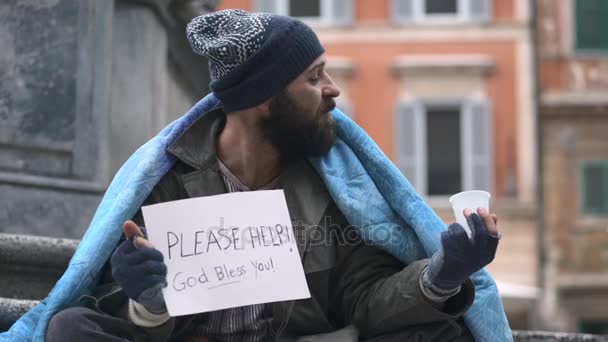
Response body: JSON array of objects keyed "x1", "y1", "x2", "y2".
[
  {"x1": 491, "y1": 214, "x2": 498, "y2": 225},
  {"x1": 123, "y1": 220, "x2": 155, "y2": 249},
  {"x1": 134, "y1": 236, "x2": 155, "y2": 249},
  {"x1": 123, "y1": 220, "x2": 143, "y2": 239},
  {"x1": 477, "y1": 208, "x2": 499, "y2": 236}
]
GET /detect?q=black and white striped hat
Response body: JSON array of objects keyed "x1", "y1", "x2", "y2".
[{"x1": 187, "y1": 9, "x2": 325, "y2": 112}]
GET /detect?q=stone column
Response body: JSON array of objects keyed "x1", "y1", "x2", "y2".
[{"x1": 0, "y1": 0, "x2": 216, "y2": 238}]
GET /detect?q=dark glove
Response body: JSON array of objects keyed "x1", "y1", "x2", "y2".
[
  {"x1": 426, "y1": 213, "x2": 500, "y2": 290},
  {"x1": 111, "y1": 237, "x2": 168, "y2": 313}
]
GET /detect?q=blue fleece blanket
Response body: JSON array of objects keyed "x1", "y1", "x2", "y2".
[{"x1": 1, "y1": 93, "x2": 512, "y2": 342}]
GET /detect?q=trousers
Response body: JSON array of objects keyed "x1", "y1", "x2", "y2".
[{"x1": 45, "y1": 307, "x2": 474, "y2": 342}]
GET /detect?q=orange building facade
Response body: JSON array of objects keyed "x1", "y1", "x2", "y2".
[
  {"x1": 218, "y1": 0, "x2": 538, "y2": 329},
  {"x1": 536, "y1": 0, "x2": 608, "y2": 333}
]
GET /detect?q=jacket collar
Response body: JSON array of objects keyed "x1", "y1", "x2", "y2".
[
  {"x1": 166, "y1": 107, "x2": 330, "y2": 260},
  {"x1": 167, "y1": 107, "x2": 226, "y2": 172}
]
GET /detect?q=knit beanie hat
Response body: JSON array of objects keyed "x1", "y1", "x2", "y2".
[{"x1": 186, "y1": 9, "x2": 325, "y2": 112}]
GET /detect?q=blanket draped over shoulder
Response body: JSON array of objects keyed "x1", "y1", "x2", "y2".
[{"x1": 1, "y1": 93, "x2": 512, "y2": 342}]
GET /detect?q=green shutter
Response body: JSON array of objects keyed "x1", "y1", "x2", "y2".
[
  {"x1": 575, "y1": 0, "x2": 608, "y2": 52},
  {"x1": 580, "y1": 320, "x2": 608, "y2": 335},
  {"x1": 581, "y1": 162, "x2": 608, "y2": 215}
]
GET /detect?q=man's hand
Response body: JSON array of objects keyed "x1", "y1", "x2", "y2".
[
  {"x1": 111, "y1": 220, "x2": 168, "y2": 313},
  {"x1": 425, "y1": 208, "x2": 501, "y2": 292}
]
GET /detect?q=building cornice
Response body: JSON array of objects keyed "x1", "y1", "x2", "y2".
[
  {"x1": 541, "y1": 91, "x2": 608, "y2": 108},
  {"x1": 317, "y1": 24, "x2": 530, "y2": 44},
  {"x1": 392, "y1": 54, "x2": 495, "y2": 77}
]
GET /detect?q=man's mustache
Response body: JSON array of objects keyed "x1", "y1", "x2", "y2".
[{"x1": 322, "y1": 99, "x2": 336, "y2": 113}]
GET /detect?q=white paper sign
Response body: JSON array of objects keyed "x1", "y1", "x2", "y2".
[{"x1": 141, "y1": 190, "x2": 311, "y2": 317}]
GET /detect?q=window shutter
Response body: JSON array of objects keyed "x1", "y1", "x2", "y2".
[
  {"x1": 575, "y1": 0, "x2": 608, "y2": 51},
  {"x1": 469, "y1": 0, "x2": 492, "y2": 23},
  {"x1": 394, "y1": 101, "x2": 426, "y2": 193},
  {"x1": 254, "y1": 0, "x2": 279, "y2": 13},
  {"x1": 581, "y1": 163, "x2": 608, "y2": 214},
  {"x1": 391, "y1": 0, "x2": 415, "y2": 24},
  {"x1": 332, "y1": 0, "x2": 354, "y2": 25},
  {"x1": 462, "y1": 98, "x2": 493, "y2": 192}
]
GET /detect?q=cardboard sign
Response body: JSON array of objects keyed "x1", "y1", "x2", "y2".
[{"x1": 142, "y1": 190, "x2": 310, "y2": 317}]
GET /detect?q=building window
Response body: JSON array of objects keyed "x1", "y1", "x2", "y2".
[
  {"x1": 289, "y1": 0, "x2": 321, "y2": 17},
  {"x1": 580, "y1": 161, "x2": 608, "y2": 215},
  {"x1": 580, "y1": 320, "x2": 608, "y2": 335},
  {"x1": 426, "y1": 107, "x2": 462, "y2": 195},
  {"x1": 575, "y1": 0, "x2": 608, "y2": 52},
  {"x1": 394, "y1": 98, "x2": 493, "y2": 197},
  {"x1": 254, "y1": 0, "x2": 353, "y2": 25},
  {"x1": 425, "y1": 0, "x2": 458, "y2": 15},
  {"x1": 391, "y1": 0, "x2": 492, "y2": 24}
]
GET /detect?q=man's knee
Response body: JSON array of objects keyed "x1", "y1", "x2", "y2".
[
  {"x1": 361, "y1": 319, "x2": 474, "y2": 342},
  {"x1": 45, "y1": 307, "x2": 96, "y2": 342}
]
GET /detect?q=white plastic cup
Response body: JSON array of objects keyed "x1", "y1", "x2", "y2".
[{"x1": 449, "y1": 190, "x2": 491, "y2": 238}]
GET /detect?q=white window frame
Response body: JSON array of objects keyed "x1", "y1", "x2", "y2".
[
  {"x1": 394, "y1": 97, "x2": 494, "y2": 203},
  {"x1": 414, "y1": 0, "x2": 471, "y2": 24},
  {"x1": 391, "y1": 0, "x2": 491, "y2": 25}
]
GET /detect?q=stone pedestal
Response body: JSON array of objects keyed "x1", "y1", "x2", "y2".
[
  {"x1": 0, "y1": 0, "x2": 214, "y2": 238},
  {"x1": 0, "y1": 1, "x2": 113, "y2": 238}
]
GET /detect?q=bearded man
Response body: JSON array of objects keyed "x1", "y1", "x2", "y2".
[{"x1": 43, "y1": 9, "x2": 501, "y2": 342}]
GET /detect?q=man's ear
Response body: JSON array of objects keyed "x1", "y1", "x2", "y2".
[{"x1": 254, "y1": 98, "x2": 272, "y2": 118}]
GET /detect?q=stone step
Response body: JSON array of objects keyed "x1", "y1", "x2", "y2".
[
  {"x1": 0, "y1": 233, "x2": 79, "y2": 300},
  {"x1": 0, "y1": 233, "x2": 79, "y2": 269},
  {"x1": 1, "y1": 235, "x2": 607, "y2": 340},
  {"x1": 513, "y1": 330, "x2": 608, "y2": 341},
  {"x1": 0, "y1": 297, "x2": 39, "y2": 332},
  {"x1": 0, "y1": 233, "x2": 78, "y2": 331}
]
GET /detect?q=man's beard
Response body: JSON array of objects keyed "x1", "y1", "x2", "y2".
[{"x1": 261, "y1": 90, "x2": 337, "y2": 164}]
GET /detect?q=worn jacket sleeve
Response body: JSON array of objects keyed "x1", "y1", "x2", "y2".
[
  {"x1": 97, "y1": 167, "x2": 193, "y2": 342},
  {"x1": 327, "y1": 206, "x2": 475, "y2": 338}
]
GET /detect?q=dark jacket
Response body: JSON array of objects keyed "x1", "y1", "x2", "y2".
[{"x1": 95, "y1": 108, "x2": 475, "y2": 342}]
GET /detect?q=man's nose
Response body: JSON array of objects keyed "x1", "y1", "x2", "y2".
[{"x1": 322, "y1": 76, "x2": 341, "y2": 98}]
